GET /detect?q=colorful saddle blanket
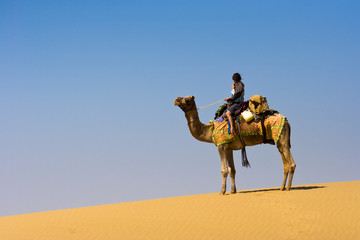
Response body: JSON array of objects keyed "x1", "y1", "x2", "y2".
[{"x1": 212, "y1": 114, "x2": 286, "y2": 146}]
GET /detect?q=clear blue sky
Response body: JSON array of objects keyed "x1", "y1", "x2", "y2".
[{"x1": 1, "y1": 0, "x2": 359, "y2": 216}]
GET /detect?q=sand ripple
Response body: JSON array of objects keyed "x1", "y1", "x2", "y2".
[{"x1": 0, "y1": 181, "x2": 359, "y2": 240}]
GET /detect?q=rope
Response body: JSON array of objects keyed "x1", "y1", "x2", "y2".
[{"x1": 197, "y1": 99, "x2": 224, "y2": 110}]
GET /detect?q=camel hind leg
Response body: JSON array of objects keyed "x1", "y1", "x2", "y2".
[
  {"x1": 281, "y1": 147, "x2": 296, "y2": 190},
  {"x1": 279, "y1": 152, "x2": 289, "y2": 191},
  {"x1": 286, "y1": 148, "x2": 296, "y2": 190},
  {"x1": 277, "y1": 120, "x2": 296, "y2": 191}
]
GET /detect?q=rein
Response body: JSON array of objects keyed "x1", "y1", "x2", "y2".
[
  {"x1": 197, "y1": 99, "x2": 224, "y2": 110},
  {"x1": 184, "y1": 99, "x2": 224, "y2": 125}
]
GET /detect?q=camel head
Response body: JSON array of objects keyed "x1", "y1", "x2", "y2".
[{"x1": 173, "y1": 96, "x2": 196, "y2": 112}]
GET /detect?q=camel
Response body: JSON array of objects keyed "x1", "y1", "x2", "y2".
[{"x1": 173, "y1": 96, "x2": 296, "y2": 194}]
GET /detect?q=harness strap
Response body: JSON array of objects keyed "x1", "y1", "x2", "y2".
[
  {"x1": 261, "y1": 118, "x2": 267, "y2": 143},
  {"x1": 236, "y1": 117, "x2": 250, "y2": 168},
  {"x1": 260, "y1": 117, "x2": 275, "y2": 145}
]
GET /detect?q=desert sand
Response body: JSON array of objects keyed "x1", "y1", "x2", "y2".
[{"x1": 0, "y1": 181, "x2": 359, "y2": 240}]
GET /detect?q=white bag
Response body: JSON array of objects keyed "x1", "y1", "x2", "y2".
[{"x1": 241, "y1": 110, "x2": 254, "y2": 122}]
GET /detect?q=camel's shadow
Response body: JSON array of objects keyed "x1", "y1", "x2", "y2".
[{"x1": 237, "y1": 185, "x2": 326, "y2": 194}]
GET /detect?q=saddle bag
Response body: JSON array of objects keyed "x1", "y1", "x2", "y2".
[{"x1": 249, "y1": 95, "x2": 269, "y2": 115}]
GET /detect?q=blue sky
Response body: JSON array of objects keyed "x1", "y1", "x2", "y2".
[{"x1": 1, "y1": 0, "x2": 359, "y2": 216}]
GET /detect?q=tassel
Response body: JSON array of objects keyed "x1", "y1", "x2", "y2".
[
  {"x1": 241, "y1": 148, "x2": 251, "y2": 168},
  {"x1": 236, "y1": 119, "x2": 251, "y2": 168}
]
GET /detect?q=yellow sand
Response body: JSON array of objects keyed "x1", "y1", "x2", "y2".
[{"x1": 0, "y1": 181, "x2": 359, "y2": 240}]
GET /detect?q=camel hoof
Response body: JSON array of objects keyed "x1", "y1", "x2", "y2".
[
  {"x1": 220, "y1": 187, "x2": 226, "y2": 195},
  {"x1": 280, "y1": 187, "x2": 285, "y2": 191},
  {"x1": 231, "y1": 186, "x2": 237, "y2": 194}
]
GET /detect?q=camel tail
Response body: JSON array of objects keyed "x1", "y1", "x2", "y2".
[{"x1": 241, "y1": 148, "x2": 251, "y2": 168}]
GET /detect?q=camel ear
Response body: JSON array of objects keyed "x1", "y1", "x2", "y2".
[{"x1": 192, "y1": 96, "x2": 195, "y2": 100}]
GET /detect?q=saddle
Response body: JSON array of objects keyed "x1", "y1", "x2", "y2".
[
  {"x1": 212, "y1": 95, "x2": 281, "y2": 146},
  {"x1": 213, "y1": 101, "x2": 249, "y2": 120},
  {"x1": 212, "y1": 113, "x2": 285, "y2": 146}
]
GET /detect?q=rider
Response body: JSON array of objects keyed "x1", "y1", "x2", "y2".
[{"x1": 224, "y1": 73, "x2": 245, "y2": 133}]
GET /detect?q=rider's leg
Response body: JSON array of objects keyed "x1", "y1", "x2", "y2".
[{"x1": 226, "y1": 110, "x2": 235, "y2": 134}]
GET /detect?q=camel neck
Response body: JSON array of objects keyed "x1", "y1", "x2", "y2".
[
  {"x1": 185, "y1": 109, "x2": 213, "y2": 143},
  {"x1": 185, "y1": 108, "x2": 200, "y2": 125}
]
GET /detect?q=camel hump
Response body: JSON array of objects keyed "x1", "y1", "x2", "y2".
[{"x1": 249, "y1": 95, "x2": 269, "y2": 115}]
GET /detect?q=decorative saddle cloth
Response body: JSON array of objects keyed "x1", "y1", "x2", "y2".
[{"x1": 211, "y1": 113, "x2": 286, "y2": 146}]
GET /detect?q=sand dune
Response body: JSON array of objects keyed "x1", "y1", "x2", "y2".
[{"x1": 0, "y1": 181, "x2": 359, "y2": 240}]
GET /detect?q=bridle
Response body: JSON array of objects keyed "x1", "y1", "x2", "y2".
[
  {"x1": 187, "y1": 115, "x2": 199, "y2": 125},
  {"x1": 181, "y1": 102, "x2": 198, "y2": 125}
]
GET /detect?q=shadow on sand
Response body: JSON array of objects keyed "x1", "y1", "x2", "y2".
[{"x1": 238, "y1": 185, "x2": 326, "y2": 194}]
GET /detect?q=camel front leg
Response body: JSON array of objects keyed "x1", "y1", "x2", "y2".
[
  {"x1": 226, "y1": 150, "x2": 237, "y2": 194},
  {"x1": 218, "y1": 146, "x2": 228, "y2": 195}
]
